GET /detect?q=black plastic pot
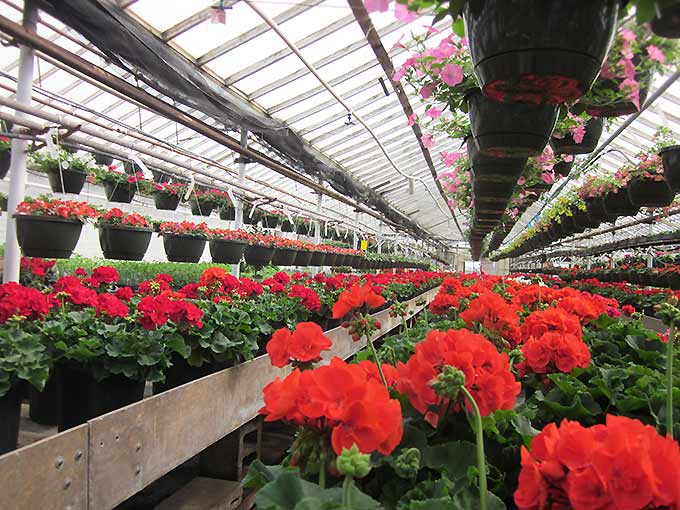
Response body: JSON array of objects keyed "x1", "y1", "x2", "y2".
[
  {"x1": 0, "y1": 383, "x2": 23, "y2": 455},
  {"x1": 571, "y1": 206, "x2": 600, "y2": 230},
  {"x1": 163, "y1": 234, "x2": 206, "y2": 263},
  {"x1": 467, "y1": 91, "x2": 558, "y2": 157},
  {"x1": 209, "y1": 239, "x2": 246, "y2": 264},
  {"x1": 98, "y1": 224, "x2": 152, "y2": 261},
  {"x1": 651, "y1": 4, "x2": 680, "y2": 38},
  {"x1": 46, "y1": 168, "x2": 88, "y2": 194},
  {"x1": 0, "y1": 150, "x2": 10, "y2": 179},
  {"x1": 281, "y1": 220, "x2": 294, "y2": 232},
  {"x1": 190, "y1": 200, "x2": 214, "y2": 217},
  {"x1": 603, "y1": 188, "x2": 641, "y2": 217},
  {"x1": 29, "y1": 375, "x2": 58, "y2": 426},
  {"x1": 464, "y1": 0, "x2": 619, "y2": 104},
  {"x1": 586, "y1": 197, "x2": 618, "y2": 224},
  {"x1": 271, "y1": 247, "x2": 298, "y2": 266},
  {"x1": 309, "y1": 251, "x2": 327, "y2": 267},
  {"x1": 550, "y1": 118, "x2": 604, "y2": 155},
  {"x1": 244, "y1": 245, "x2": 275, "y2": 267},
  {"x1": 295, "y1": 222, "x2": 310, "y2": 235},
  {"x1": 262, "y1": 215, "x2": 280, "y2": 229},
  {"x1": 151, "y1": 170, "x2": 171, "y2": 184},
  {"x1": 154, "y1": 192, "x2": 181, "y2": 211},
  {"x1": 16, "y1": 214, "x2": 83, "y2": 258},
  {"x1": 94, "y1": 153, "x2": 113, "y2": 166},
  {"x1": 324, "y1": 253, "x2": 338, "y2": 267},
  {"x1": 295, "y1": 250, "x2": 313, "y2": 266},
  {"x1": 660, "y1": 145, "x2": 680, "y2": 192},
  {"x1": 627, "y1": 178, "x2": 675, "y2": 208},
  {"x1": 584, "y1": 71, "x2": 651, "y2": 118},
  {"x1": 219, "y1": 206, "x2": 236, "y2": 221},
  {"x1": 104, "y1": 181, "x2": 136, "y2": 203},
  {"x1": 242, "y1": 206, "x2": 260, "y2": 225},
  {"x1": 553, "y1": 160, "x2": 574, "y2": 177},
  {"x1": 335, "y1": 254, "x2": 347, "y2": 267},
  {"x1": 56, "y1": 365, "x2": 145, "y2": 431}
]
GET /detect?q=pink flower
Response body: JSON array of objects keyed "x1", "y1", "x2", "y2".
[
  {"x1": 391, "y1": 33, "x2": 407, "y2": 51},
  {"x1": 432, "y1": 40, "x2": 456, "y2": 59},
  {"x1": 620, "y1": 78, "x2": 641, "y2": 110},
  {"x1": 424, "y1": 25, "x2": 440, "y2": 35},
  {"x1": 363, "y1": 0, "x2": 389, "y2": 12},
  {"x1": 440, "y1": 63, "x2": 463, "y2": 87},
  {"x1": 426, "y1": 107, "x2": 442, "y2": 118},
  {"x1": 392, "y1": 67, "x2": 406, "y2": 82},
  {"x1": 407, "y1": 113, "x2": 417, "y2": 126},
  {"x1": 517, "y1": 176, "x2": 526, "y2": 186},
  {"x1": 394, "y1": 2, "x2": 417, "y2": 22},
  {"x1": 621, "y1": 28, "x2": 636, "y2": 42},
  {"x1": 563, "y1": 154, "x2": 574, "y2": 162},
  {"x1": 647, "y1": 45, "x2": 666, "y2": 64},
  {"x1": 599, "y1": 61, "x2": 615, "y2": 80},
  {"x1": 440, "y1": 151, "x2": 462, "y2": 167},
  {"x1": 420, "y1": 85, "x2": 434, "y2": 99},
  {"x1": 620, "y1": 57, "x2": 636, "y2": 81},
  {"x1": 541, "y1": 171, "x2": 556, "y2": 185},
  {"x1": 572, "y1": 125, "x2": 586, "y2": 144},
  {"x1": 421, "y1": 133, "x2": 435, "y2": 149}
]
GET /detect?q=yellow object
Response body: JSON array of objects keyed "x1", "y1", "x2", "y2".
[{"x1": 360, "y1": 239, "x2": 368, "y2": 251}]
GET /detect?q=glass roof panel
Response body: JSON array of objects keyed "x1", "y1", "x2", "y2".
[{"x1": 128, "y1": 0, "x2": 212, "y2": 32}]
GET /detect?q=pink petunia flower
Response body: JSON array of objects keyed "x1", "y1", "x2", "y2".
[
  {"x1": 421, "y1": 133, "x2": 435, "y2": 148},
  {"x1": 364, "y1": 0, "x2": 390, "y2": 13},
  {"x1": 440, "y1": 63, "x2": 464, "y2": 86},
  {"x1": 407, "y1": 113, "x2": 417, "y2": 126},
  {"x1": 647, "y1": 45, "x2": 666, "y2": 64},
  {"x1": 426, "y1": 107, "x2": 442, "y2": 118},
  {"x1": 572, "y1": 125, "x2": 586, "y2": 144},
  {"x1": 392, "y1": 67, "x2": 406, "y2": 82},
  {"x1": 440, "y1": 151, "x2": 462, "y2": 167},
  {"x1": 394, "y1": 2, "x2": 417, "y2": 22},
  {"x1": 420, "y1": 85, "x2": 434, "y2": 99}
]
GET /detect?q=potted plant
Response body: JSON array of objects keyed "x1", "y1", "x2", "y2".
[
  {"x1": 97, "y1": 208, "x2": 153, "y2": 261},
  {"x1": 280, "y1": 214, "x2": 295, "y2": 232},
  {"x1": 0, "y1": 132, "x2": 11, "y2": 179},
  {"x1": 93, "y1": 152, "x2": 113, "y2": 166},
  {"x1": 153, "y1": 182, "x2": 186, "y2": 211},
  {"x1": 242, "y1": 201, "x2": 261, "y2": 225},
  {"x1": 641, "y1": 0, "x2": 680, "y2": 38},
  {"x1": 218, "y1": 192, "x2": 235, "y2": 221},
  {"x1": 150, "y1": 169, "x2": 171, "y2": 183},
  {"x1": 262, "y1": 209, "x2": 284, "y2": 229},
  {"x1": 550, "y1": 113, "x2": 603, "y2": 155},
  {"x1": 15, "y1": 196, "x2": 98, "y2": 259},
  {"x1": 91, "y1": 166, "x2": 149, "y2": 203},
  {"x1": 627, "y1": 152, "x2": 676, "y2": 207},
  {"x1": 295, "y1": 216, "x2": 312, "y2": 235},
  {"x1": 579, "y1": 25, "x2": 679, "y2": 117},
  {"x1": 29, "y1": 149, "x2": 92, "y2": 195},
  {"x1": 244, "y1": 234, "x2": 277, "y2": 267},
  {"x1": 652, "y1": 127, "x2": 680, "y2": 191},
  {"x1": 0, "y1": 285, "x2": 51, "y2": 453},
  {"x1": 209, "y1": 228, "x2": 250, "y2": 264},
  {"x1": 160, "y1": 221, "x2": 210, "y2": 263},
  {"x1": 190, "y1": 189, "x2": 221, "y2": 217},
  {"x1": 271, "y1": 237, "x2": 302, "y2": 266},
  {"x1": 294, "y1": 244, "x2": 314, "y2": 266}
]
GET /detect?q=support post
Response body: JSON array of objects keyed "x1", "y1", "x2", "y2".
[
  {"x1": 353, "y1": 212, "x2": 359, "y2": 250},
  {"x1": 4, "y1": 0, "x2": 37, "y2": 283},
  {"x1": 312, "y1": 183, "x2": 323, "y2": 275},
  {"x1": 233, "y1": 129, "x2": 248, "y2": 278}
]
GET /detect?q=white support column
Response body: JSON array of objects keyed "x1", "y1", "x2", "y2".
[
  {"x1": 4, "y1": 0, "x2": 37, "y2": 283},
  {"x1": 377, "y1": 223, "x2": 383, "y2": 254},
  {"x1": 233, "y1": 129, "x2": 248, "y2": 278},
  {"x1": 312, "y1": 188, "x2": 323, "y2": 275},
  {"x1": 353, "y1": 211, "x2": 359, "y2": 250}
]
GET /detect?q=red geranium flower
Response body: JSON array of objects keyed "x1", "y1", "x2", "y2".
[
  {"x1": 460, "y1": 291, "x2": 521, "y2": 348},
  {"x1": 95, "y1": 294, "x2": 129, "y2": 318},
  {"x1": 288, "y1": 285, "x2": 321, "y2": 313},
  {"x1": 91, "y1": 266, "x2": 120, "y2": 286},
  {"x1": 428, "y1": 292, "x2": 460, "y2": 316},
  {"x1": 266, "y1": 322, "x2": 332, "y2": 368},
  {"x1": 332, "y1": 283, "x2": 385, "y2": 319},
  {"x1": 115, "y1": 286, "x2": 134, "y2": 301},
  {"x1": 521, "y1": 308, "x2": 582, "y2": 342},
  {"x1": 0, "y1": 282, "x2": 53, "y2": 322}
]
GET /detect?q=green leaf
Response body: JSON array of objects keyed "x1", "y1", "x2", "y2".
[
  {"x1": 409, "y1": 497, "x2": 456, "y2": 510},
  {"x1": 255, "y1": 473, "x2": 326, "y2": 510},
  {"x1": 422, "y1": 441, "x2": 476, "y2": 481},
  {"x1": 452, "y1": 18, "x2": 465, "y2": 38},
  {"x1": 635, "y1": 0, "x2": 657, "y2": 23}
]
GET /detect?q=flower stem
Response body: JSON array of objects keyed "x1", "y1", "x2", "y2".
[
  {"x1": 461, "y1": 386, "x2": 488, "y2": 510},
  {"x1": 342, "y1": 476, "x2": 352, "y2": 509},
  {"x1": 319, "y1": 448, "x2": 326, "y2": 489},
  {"x1": 667, "y1": 320, "x2": 675, "y2": 439},
  {"x1": 366, "y1": 332, "x2": 388, "y2": 388}
]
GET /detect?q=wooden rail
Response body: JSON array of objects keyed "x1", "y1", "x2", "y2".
[{"x1": 0, "y1": 286, "x2": 440, "y2": 510}]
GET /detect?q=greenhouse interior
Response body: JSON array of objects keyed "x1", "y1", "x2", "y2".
[{"x1": 4, "y1": 0, "x2": 680, "y2": 509}]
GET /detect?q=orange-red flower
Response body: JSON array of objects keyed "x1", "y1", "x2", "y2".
[
  {"x1": 332, "y1": 283, "x2": 385, "y2": 319},
  {"x1": 521, "y1": 307, "x2": 582, "y2": 342},
  {"x1": 266, "y1": 322, "x2": 332, "y2": 368},
  {"x1": 459, "y1": 291, "x2": 521, "y2": 347}
]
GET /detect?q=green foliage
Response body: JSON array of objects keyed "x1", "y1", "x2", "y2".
[{"x1": 0, "y1": 325, "x2": 50, "y2": 397}]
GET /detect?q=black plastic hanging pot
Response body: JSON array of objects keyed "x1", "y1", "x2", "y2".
[
  {"x1": 15, "y1": 214, "x2": 83, "y2": 258},
  {"x1": 335, "y1": 254, "x2": 347, "y2": 267},
  {"x1": 104, "y1": 181, "x2": 136, "y2": 203},
  {"x1": 219, "y1": 206, "x2": 236, "y2": 221},
  {"x1": 584, "y1": 71, "x2": 652, "y2": 118},
  {"x1": 271, "y1": 247, "x2": 298, "y2": 266},
  {"x1": 603, "y1": 188, "x2": 641, "y2": 217},
  {"x1": 295, "y1": 222, "x2": 309, "y2": 235},
  {"x1": 209, "y1": 239, "x2": 246, "y2": 264},
  {"x1": 0, "y1": 150, "x2": 10, "y2": 179},
  {"x1": 123, "y1": 160, "x2": 143, "y2": 175},
  {"x1": 163, "y1": 234, "x2": 206, "y2": 263},
  {"x1": 467, "y1": 91, "x2": 558, "y2": 157},
  {"x1": 553, "y1": 160, "x2": 574, "y2": 177},
  {"x1": 0, "y1": 383, "x2": 23, "y2": 455},
  {"x1": 463, "y1": 0, "x2": 620, "y2": 104},
  {"x1": 190, "y1": 200, "x2": 214, "y2": 217},
  {"x1": 94, "y1": 153, "x2": 113, "y2": 166},
  {"x1": 151, "y1": 170, "x2": 171, "y2": 183},
  {"x1": 55, "y1": 365, "x2": 145, "y2": 432},
  {"x1": 98, "y1": 224, "x2": 152, "y2": 261},
  {"x1": 468, "y1": 141, "x2": 526, "y2": 202},
  {"x1": 309, "y1": 251, "x2": 327, "y2": 267},
  {"x1": 660, "y1": 145, "x2": 680, "y2": 191},
  {"x1": 294, "y1": 249, "x2": 314, "y2": 266},
  {"x1": 244, "y1": 245, "x2": 275, "y2": 266},
  {"x1": 324, "y1": 252, "x2": 338, "y2": 267},
  {"x1": 628, "y1": 177, "x2": 676, "y2": 208},
  {"x1": 262, "y1": 215, "x2": 280, "y2": 229},
  {"x1": 281, "y1": 219, "x2": 294, "y2": 232},
  {"x1": 550, "y1": 118, "x2": 604, "y2": 155},
  {"x1": 571, "y1": 206, "x2": 600, "y2": 229},
  {"x1": 154, "y1": 192, "x2": 181, "y2": 211},
  {"x1": 46, "y1": 167, "x2": 88, "y2": 194},
  {"x1": 586, "y1": 197, "x2": 618, "y2": 224},
  {"x1": 651, "y1": 4, "x2": 680, "y2": 38}
]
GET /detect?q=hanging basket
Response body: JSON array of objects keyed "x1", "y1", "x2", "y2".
[
  {"x1": 244, "y1": 245, "x2": 275, "y2": 267},
  {"x1": 162, "y1": 234, "x2": 207, "y2": 263},
  {"x1": 464, "y1": 0, "x2": 619, "y2": 105},
  {"x1": 295, "y1": 222, "x2": 309, "y2": 235},
  {"x1": 294, "y1": 249, "x2": 313, "y2": 266},
  {"x1": 584, "y1": 71, "x2": 652, "y2": 118},
  {"x1": 550, "y1": 118, "x2": 604, "y2": 155},
  {"x1": 628, "y1": 177, "x2": 676, "y2": 208},
  {"x1": 324, "y1": 253, "x2": 338, "y2": 267},
  {"x1": 209, "y1": 239, "x2": 246, "y2": 264},
  {"x1": 46, "y1": 167, "x2": 88, "y2": 194},
  {"x1": 242, "y1": 206, "x2": 261, "y2": 225},
  {"x1": 98, "y1": 224, "x2": 152, "y2": 261},
  {"x1": 15, "y1": 214, "x2": 83, "y2": 258},
  {"x1": 0, "y1": 150, "x2": 11, "y2": 179},
  {"x1": 467, "y1": 91, "x2": 558, "y2": 157},
  {"x1": 651, "y1": 4, "x2": 680, "y2": 38},
  {"x1": 103, "y1": 181, "x2": 136, "y2": 203},
  {"x1": 94, "y1": 153, "x2": 113, "y2": 166},
  {"x1": 309, "y1": 251, "x2": 327, "y2": 267},
  {"x1": 335, "y1": 254, "x2": 347, "y2": 267},
  {"x1": 123, "y1": 161, "x2": 143, "y2": 175},
  {"x1": 0, "y1": 383, "x2": 23, "y2": 455},
  {"x1": 586, "y1": 197, "x2": 618, "y2": 224},
  {"x1": 281, "y1": 219, "x2": 294, "y2": 232},
  {"x1": 190, "y1": 200, "x2": 214, "y2": 217},
  {"x1": 553, "y1": 160, "x2": 574, "y2": 177},
  {"x1": 660, "y1": 145, "x2": 680, "y2": 192},
  {"x1": 603, "y1": 188, "x2": 641, "y2": 217},
  {"x1": 271, "y1": 247, "x2": 298, "y2": 266},
  {"x1": 262, "y1": 215, "x2": 280, "y2": 229},
  {"x1": 151, "y1": 170, "x2": 171, "y2": 184},
  {"x1": 219, "y1": 206, "x2": 236, "y2": 221},
  {"x1": 154, "y1": 193, "x2": 181, "y2": 211}
]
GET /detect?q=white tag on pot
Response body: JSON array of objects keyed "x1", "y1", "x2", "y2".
[
  {"x1": 225, "y1": 187, "x2": 236, "y2": 207},
  {"x1": 129, "y1": 154, "x2": 150, "y2": 176},
  {"x1": 184, "y1": 174, "x2": 195, "y2": 201},
  {"x1": 45, "y1": 128, "x2": 59, "y2": 158}
]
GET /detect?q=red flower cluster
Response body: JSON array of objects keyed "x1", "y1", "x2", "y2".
[
  {"x1": 0, "y1": 282, "x2": 53, "y2": 323},
  {"x1": 428, "y1": 292, "x2": 459, "y2": 316},
  {"x1": 515, "y1": 415, "x2": 680, "y2": 510},
  {"x1": 16, "y1": 196, "x2": 98, "y2": 222},
  {"x1": 260, "y1": 357, "x2": 402, "y2": 456},
  {"x1": 20, "y1": 257, "x2": 56, "y2": 279},
  {"x1": 332, "y1": 283, "x2": 385, "y2": 319},
  {"x1": 460, "y1": 291, "x2": 521, "y2": 348},
  {"x1": 266, "y1": 322, "x2": 332, "y2": 367},
  {"x1": 521, "y1": 308, "x2": 583, "y2": 342},
  {"x1": 90, "y1": 266, "x2": 120, "y2": 286},
  {"x1": 396, "y1": 329, "x2": 520, "y2": 427},
  {"x1": 136, "y1": 295, "x2": 203, "y2": 330},
  {"x1": 95, "y1": 294, "x2": 129, "y2": 318},
  {"x1": 288, "y1": 285, "x2": 321, "y2": 313},
  {"x1": 138, "y1": 273, "x2": 174, "y2": 295},
  {"x1": 159, "y1": 220, "x2": 211, "y2": 238},
  {"x1": 53, "y1": 276, "x2": 98, "y2": 307},
  {"x1": 152, "y1": 182, "x2": 186, "y2": 196},
  {"x1": 98, "y1": 208, "x2": 150, "y2": 228}
]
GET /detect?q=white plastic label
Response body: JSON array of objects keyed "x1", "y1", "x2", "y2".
[
  {"x1": 184, "y1": 174, "x2": 195, "y2": 201},
  {"x1": 129, "y1": 154, "x2": 150, "y2": 176},
  {"x1": 45, "y1": 128, "x2": 58, "y2": 158}
]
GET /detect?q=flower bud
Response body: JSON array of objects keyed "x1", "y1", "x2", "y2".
[
  {"x1": 374, "y1": 320, "x2": 382, "y2": 329},
  {"x1": 430, "y1": 365, "x2": 466, "y2": 399},
  {"x1": 394, "y1": 447, "x2": 420, "y2": 479},
  {"x1": 336, "y1": 444, "x2": 371, "y2": 478}
]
